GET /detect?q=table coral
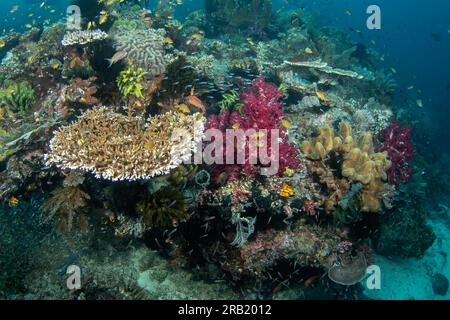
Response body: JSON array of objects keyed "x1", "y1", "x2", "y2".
[
  {"x1": 61, "y1": 29, "x2": 108, "y2": 46},
  {"x1": 45, "y1": 107, "x2": 205, "y2": 181}
]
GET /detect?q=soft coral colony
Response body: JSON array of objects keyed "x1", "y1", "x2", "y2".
[{"x1": 0, "y1": 0, "x2": 434, "y2": 298}]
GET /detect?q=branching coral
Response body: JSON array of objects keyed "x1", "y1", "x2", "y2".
[
  {"x1": 45, "y1": 107, "x2": 205, "y2": 181},
  {"x1": 112, "y1": 27, "x2": 174, "y2": 77}
]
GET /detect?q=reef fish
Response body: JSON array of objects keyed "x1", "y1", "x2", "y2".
[
  {"x1": 106, "y1": 51, "x2": 127, "y2": 68},
  {"x1": 186, "y1": 95, "x2": 206, "y2": 113},
  {"x1": 8, "y1": 196, "x2": 19, "y2": 207}
]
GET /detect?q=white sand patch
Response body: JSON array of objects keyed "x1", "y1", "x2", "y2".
[{"x1": 363, "y1": 218, "x2": 450, "y2": 300}]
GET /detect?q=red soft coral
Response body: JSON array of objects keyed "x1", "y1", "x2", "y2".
[
  {"x1": 377, "y1": 122, "x2": 415, "y2": 185},
  {"x1": 207, "y1": 77, "x2": 300, "y2": 183}
]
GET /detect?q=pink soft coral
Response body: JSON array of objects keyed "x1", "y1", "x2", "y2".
[{"x1": 207, "y1": 77, "x2": 300, "y2": 183}]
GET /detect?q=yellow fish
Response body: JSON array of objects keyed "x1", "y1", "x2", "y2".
[
  {"x1": 304, "y1": 47, "x2": 313, "y2": 54},
  {"x1": 231, "y1": 123, "x2": 240, "y2": 129},
  {"x1": 0, "y1": 39, "x2": 6, "y2": 48},
  {"x1": 163, "y1": 37, "x2": 174, "y2": 44},
  {"x1": 191, "y1": 33, "x2": 202, "y2": 41},
  {"x1": 8, "y1": 196, "x2": 19, "y2": 207},
  {"x1": 176, "y1": 103, "x2": 190, "y2": 114},
  {"x1": 316, "y1": 90, "x2": 328, "y2": 101},
  {"x1": 281, "y1": 118, "x2": 292, "y2": 129},
  {"x1": 99, "y1": 11, "x2": 109, "y2": 25},
  {"x1": 25, "y1": 24, "x2": 33, "y2": 28},
  {"x1": 280, "y1": 183, "x2": 294, "y2": 198}
]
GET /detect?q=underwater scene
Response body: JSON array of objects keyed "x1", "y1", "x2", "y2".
[{"x1": 0, "y1": 0, "x2": 449, "y2": 302}]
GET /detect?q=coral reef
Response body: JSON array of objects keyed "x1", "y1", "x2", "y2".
[
  {"x1": 220, "y1": 221, "x2": 340, "y2": 280},
  {"x1": 45, "y1": 107, "x2": 205, "y2": 181},
  {"x1": 0, "y1": 0, "x2": 438, "y2": 300}
]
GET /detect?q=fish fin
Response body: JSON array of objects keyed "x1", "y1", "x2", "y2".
[{"x1": 105, "y1": 58, "x2": 113, "y2": 68}]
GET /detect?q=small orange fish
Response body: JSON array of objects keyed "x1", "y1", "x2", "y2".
[
  {"x1": 304, "y1": 275, "x2": 320, "y2": 286},
  {"x1": 8, "y1": 196, "x2": 19, "y2": 207},
  {"x1": 279, "y1": 183, "x2": 294, "y2": 198},
  {"x1": 186, "y1": 95, "x2": 206, "y2": 113}
]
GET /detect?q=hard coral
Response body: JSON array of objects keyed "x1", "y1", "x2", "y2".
[
  {"x1": 61, "y1": 29, "x2": 108, "y2": 47},
  {"x1": 376, "y1": 122, "x2": 415, "y2": 185},
  {"x1": 45, "y1": 107, "x2": 205, "y2": 181},
  {"x1": 112, "y1": 27, "x2": 174, "y2": 78}
]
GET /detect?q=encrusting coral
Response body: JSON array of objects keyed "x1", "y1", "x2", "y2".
[{"x1": 45, "y1": 107, "x2": 205, "y2": 181}]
